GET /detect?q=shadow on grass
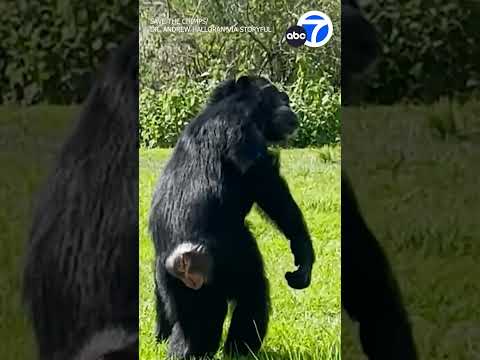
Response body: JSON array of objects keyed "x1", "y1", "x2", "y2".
[
  {"x1": 221, "y1": 348, "x2": 338, "y2": 360},
  {"x1": 154, "y1": 341, "x2": 338, "y2": 360}
]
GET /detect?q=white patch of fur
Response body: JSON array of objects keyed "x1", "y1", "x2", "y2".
[
  {"x1": 173, "y1": 242, "x2": 200, "y2": 254},
  {"x1": 165, "y1": 242, "x2": 206, "y2": 269},
  {"x1": 74, "y1": 327, "x2": 137, "y2": 360}
]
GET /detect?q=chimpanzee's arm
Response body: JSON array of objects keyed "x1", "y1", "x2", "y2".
[{"x1": 246, "y1": 154, "x2": 315, "y2": 289}]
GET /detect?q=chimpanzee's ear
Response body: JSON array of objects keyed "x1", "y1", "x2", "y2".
[
  {"x1": 341, "y1": 4, "x2": 379, "y2": 76},
  {"x1": 236, "y1": 75, "x2": 264, "y2": 102},
  {"x1": 235, "y1": 75, "x2": 252, "y2": 89},
  {"x1": 227, "y1": 123, "x2": 267, "y2": 174},
  {"x1": 208, "y1": 79, "x2": 236, "y2": 104}
]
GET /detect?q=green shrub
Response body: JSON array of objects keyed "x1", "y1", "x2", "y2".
[
  {"x1": 140, "y1": 77, "x2": 340, "y2": 148},
  {"x1": 0, "y1": 1, "x2": 136, "y2": 104},
  {"x1": 140, "y1": 0, "x2": 340, "y2": 90},
  {"x1": 365, "y1": 0, "x2": 480, "y2": 103},
  {"x1": 288, "y1": 77, "x2": 340, "y2": 147},
  {"x1": 140, "y1": 81, "x2": 205, "y2": 148},
  {"x1": 139, "y1": 0, "x2": 341, "y2": 148}
]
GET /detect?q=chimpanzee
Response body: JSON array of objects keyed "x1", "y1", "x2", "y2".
[
  {"x1": 342, "y1": 1, "x2": 418, "y2": 359},
  {"x1": 149, "y1": 76, "x2": 315, "y2": 359},
  {"x1": 23, "y1": 32, "x2": 139, "y2": 360}
]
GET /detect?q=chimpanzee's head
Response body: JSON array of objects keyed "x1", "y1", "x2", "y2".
[
  {"x1": 209, "y1": 75, "x2": 299, "y2": 143},
  {"x1": 342, "y1": 0, "x2": 380, "y2": 100}
]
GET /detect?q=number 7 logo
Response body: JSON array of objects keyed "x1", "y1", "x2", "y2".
[{"x1": 297, "y1": 11, "x2": 334, "y2": 48}]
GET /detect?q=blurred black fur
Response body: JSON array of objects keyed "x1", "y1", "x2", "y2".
[
  {"x1": 23, "y1": 32, "x2": 139, "y2": 360},
  {"x1": 342, "y1": 1, "x2": 417, "y2": 358},
  {"x1": 342, "y1": 0, "x2": 380, "y2": 104}
]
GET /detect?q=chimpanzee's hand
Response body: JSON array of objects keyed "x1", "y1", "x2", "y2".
[
  {"x1": 285, "y1": 263, "x2": 312, "y2": 289},
  {"x1": 285, "y1": 241, "x2": 315, "y2": 289}
]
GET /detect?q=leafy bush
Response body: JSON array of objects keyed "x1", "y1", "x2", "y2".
[
  {"x1": 140, "y1": 76, "x2": 340, "y2": 148},
  {"x1": 140, "y1": 0, "x2": 341, "y2": 147},
  {"x1": 140, "y1": 0, "x2": 340, "y2": 90},
  {"x1": 364, "y1": 0, "x2": 480, "y2": 103},
  {"x1": 0, "y1": 1, "x2": 136, "y2": 104},
  {"x1": 140, "y1": 81, "x2": 205, "y2": 148},
  {"x1": 288, "y1": 76, "x2": 340, "y2": 147}
]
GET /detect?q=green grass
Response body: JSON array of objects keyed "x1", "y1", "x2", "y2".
[
  {"x1": 0, "y1": 106, "x2": 78, "y2": 360},
  {"x1": 139, "y1": 148, "x2": 341, "y2": 359},
  {"x1": 5, "y1": 98, "x2": 479, "y2": 360},
  {"x1": 342, "y1": 98, "x2": 480, "y2": 359}
]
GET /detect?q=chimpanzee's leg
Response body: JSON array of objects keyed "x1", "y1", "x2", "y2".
[
  {"x1": 224, "y1": 248, "x2": 270, "y2": 356},
  {"x1": 168, "y1": 286, "x2": 228, "y2": 359},
  {"x1": 103, "y1": 339, "x2": 138, "y2": 359},
  {"x1": 154, "y1": 280, "x2": 172, "y2": 342},
  {"x1": 342, "y1": 176, "x2": 417, "y2": 359}
]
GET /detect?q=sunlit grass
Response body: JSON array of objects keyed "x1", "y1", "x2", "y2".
[
  {"x1": 342, "y1": 99, "x2": 480, "y2": 359},
  {"x1": 139, "y1": 148, "x2": 341, "y2": 359}
]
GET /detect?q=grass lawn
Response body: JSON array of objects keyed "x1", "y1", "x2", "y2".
[
  {"x1": 139, "y1": 148, "x2": 341, "y2": 360},
  {"x1": 3, "y1": 98, "x2": 479, "y2": 360},
  {"x1": 342, "y1": 99, "x2": 480, "y2": 359},
  {"x1": 0, "y1": 106, "x2": 78, "y2": 360}
]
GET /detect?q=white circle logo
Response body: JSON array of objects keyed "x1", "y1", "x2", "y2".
[{"x1": 297, "y1": 11, "x2": 333, "y2": 48}]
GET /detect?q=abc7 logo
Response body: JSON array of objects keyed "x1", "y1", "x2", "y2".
[
  {"x1": 285, "y1": 11, "x2": 333, "y2": 48},
  {"x1": 285, "y1": 26, "x2": 307, "y2": 47}
]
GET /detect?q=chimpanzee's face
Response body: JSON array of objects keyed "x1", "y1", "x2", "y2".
[{"x1": 255, "y1": 80, "x2": 298, "y2": 143}]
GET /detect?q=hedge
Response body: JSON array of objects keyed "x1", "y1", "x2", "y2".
[
  {"x1": 0, "y1": 1, "x2": 136, "y2": 104},
  {"x1": 140, "y1": 76, "x2": 340, "y2": 148},
  {"x1": 364, "y1": 0, "x2": 480, "y2": 103},
  {"x1": 139, "y1": 0, "x2": 341, "y2": 148}
]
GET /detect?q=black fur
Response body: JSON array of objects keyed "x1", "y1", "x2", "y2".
[
  {"x1": 149, "y1": 76, "x2": 315, "y2": 359},
  {"x1": 23, "y1": 32, "x2": 139, "y2": 360},
  {"x1": 341, "y1": 0, "x2": 380, "y2": 102},
  {"x1": 341, "y1": 1, "x2": 417, "y2": 358}
]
